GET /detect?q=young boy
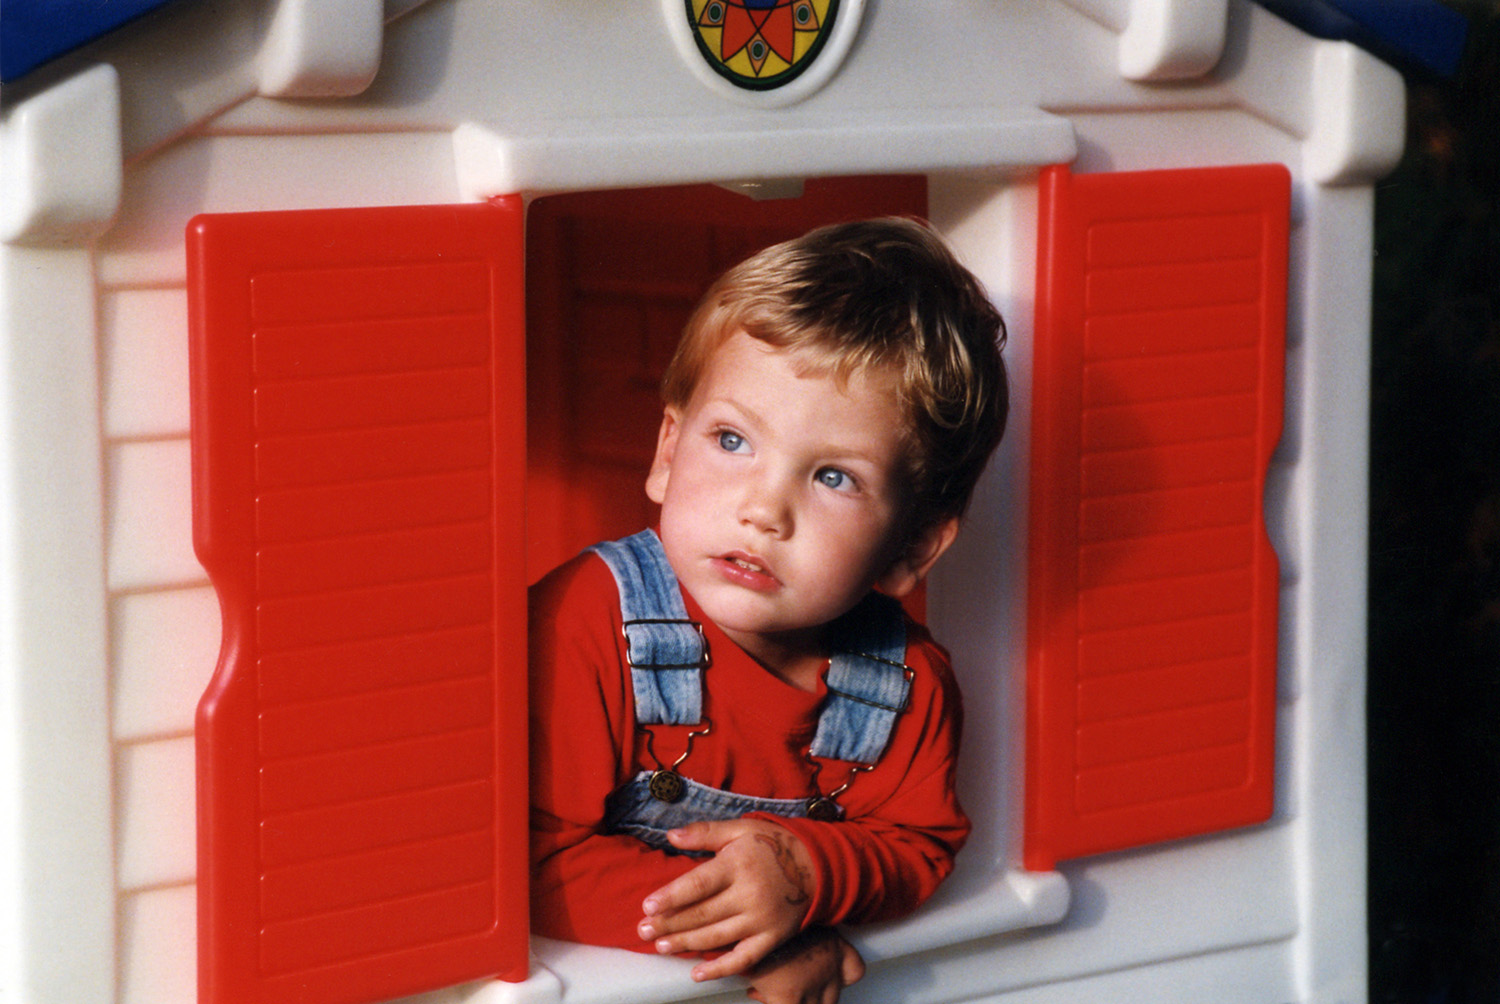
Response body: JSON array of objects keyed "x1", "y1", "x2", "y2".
[{"x1": 529, "y1": 218, "x2": 1008, "y2": 1001}]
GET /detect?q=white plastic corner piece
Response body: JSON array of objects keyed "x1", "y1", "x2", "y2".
[
  {"x1": 258, "y1": 0, "x2": 384, "y2": 98},
  {"x1": 1306, "y1": 40, "x2": 1406, "y2": 186},
  {"x1": 458, "y1": 962, "x2": 564, "y2": 1004},
  {"x1": 0, "y1": 64, "x2": 122, "y2": 246},
  {"x1": 1119, "y1": 0, "x2": 1229, "y2": 81}
]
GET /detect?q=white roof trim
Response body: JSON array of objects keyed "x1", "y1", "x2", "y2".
[
  {"x1": 1119, "y1": 0, "x2": 1230, "y2": 81},
  {"x1": 0, "y1": 64, "x2": 122, "y2": 246},
  {"x1": 1305, "y1": 40, "x2": 1406, "y2": 185},
  {"x1": 258, "y1": 0, "x2": 385, "y2": 98},
  {"x1": 452, "y1": 107, "x2": 1078, "y2": 200}
]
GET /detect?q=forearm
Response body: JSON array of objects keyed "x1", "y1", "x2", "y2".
[
  {"x1": 531, "y1": 823, "x2": 698, "y2": 950},
  {"x1": 770, "y1": 633, "x2": 971, "y2": 927},
  {"x1": 767, "y1": 812, "x2": 964, "y2": 926}
]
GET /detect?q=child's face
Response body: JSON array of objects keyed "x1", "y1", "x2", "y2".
[{"x1": 646, "y1": 331, "x2": 956, "y2": 668}]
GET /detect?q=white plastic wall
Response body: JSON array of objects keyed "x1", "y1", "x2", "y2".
[{"x1": 96, "y1": 128, "x2": 466, "y2": 1004}]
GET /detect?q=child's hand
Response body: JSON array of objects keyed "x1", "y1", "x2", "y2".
[
  {"x1": 637, "y1": 818, "x2": 815, "y2": 980},
  {"x1": 745, "y1": 927, "x2": 865, "y2": 1004}
]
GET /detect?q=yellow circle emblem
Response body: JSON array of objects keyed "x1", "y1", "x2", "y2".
[{"x1": 687, "y1": 0, "x2": 840, "y2": 90}]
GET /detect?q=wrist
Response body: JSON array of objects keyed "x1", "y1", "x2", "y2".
[{"x1": 751, "y1": 814, "x2": 829, "y2": 928}]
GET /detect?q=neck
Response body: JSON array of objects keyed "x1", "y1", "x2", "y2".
[{"x1": 722, "y1": 626, "x2": 826, "y2": 692}]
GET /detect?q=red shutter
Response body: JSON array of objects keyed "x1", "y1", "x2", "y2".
[
  {"x1": 189, "y1": 202, "x2": 529, "y2": 1004},
  {"x1": 1025, "y1": 164, "x2": 1287, "y2": 871}
]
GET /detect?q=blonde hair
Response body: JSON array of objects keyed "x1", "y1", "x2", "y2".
[{"x1": 662, "y1": 218, "x2": 1008, "y2": 528}]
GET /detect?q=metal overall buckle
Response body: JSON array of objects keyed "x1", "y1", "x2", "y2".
[
  {"x1": 621, "y1": 617, "x2": 709, "y2": 670},
  {"x1": 803, "y1": 659, "x2": 916, "y2": 820},
  {"x1": 641, "y1": 720, "x2": 714, "y2": 804}
]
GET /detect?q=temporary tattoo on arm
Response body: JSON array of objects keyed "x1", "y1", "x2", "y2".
[{"x1": 755, "y1": 832, "x2": 812, "y2": 905}]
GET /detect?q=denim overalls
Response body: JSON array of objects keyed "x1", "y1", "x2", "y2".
[{"x1": 589, "y1": 530, "x2": 913, "y2": 853}]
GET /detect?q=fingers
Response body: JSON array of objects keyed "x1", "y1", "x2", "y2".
[
  {"x1": 651, "y1": 916, "x2": 748, "y2": 957},
  {"x1": 663, "y1": 819, "x2": 741, "y2": 853},
  {"x1": 839, "y1": 940, "x2": 865, "y2": 987},
  {"x1": 640, "y1": 862, "x2": 750, "y2": 953},
  {"x1": 688, "y1": 932, "x2": 779, "y2": 981},
  {"x1": 641, "y1": 856, "x2": 730, "y2": 919},
  {"x1": 639, "y1": 898, "x2": 749, "y2": 954},
  {"x1": 640, "y1": 821, "x2": 815, "y2": 971}
]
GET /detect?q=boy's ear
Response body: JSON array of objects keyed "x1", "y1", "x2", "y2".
[
  {"x1": 644, "y1": 407, "x2": 682, "y2": 504},
  {"x1": 877, "y1": 515, "x2": 960, "y2": 598}
]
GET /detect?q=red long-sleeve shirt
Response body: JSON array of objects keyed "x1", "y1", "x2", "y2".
[{"x1": 529, "y1": 550, "x2": 970, "y2": 951}]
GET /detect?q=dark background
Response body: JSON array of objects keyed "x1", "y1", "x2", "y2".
[{"x1": 1369, "y1": 3, "x2": 1500, "y2": 1000}]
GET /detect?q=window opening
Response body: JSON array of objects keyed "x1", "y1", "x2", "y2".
[{"x1": 523, "y1": 177, "x2": 928, "y2": 586}]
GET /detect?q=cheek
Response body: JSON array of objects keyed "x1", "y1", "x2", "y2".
[
  {"x1": 666, "y1": 459, "x2": 719, "y2": 506},
  {"x1": 658, "y1": 456, "x2": 725, "y2": 526},
  {"x1": 811, "y1": 506, "x2": 897, "y2": 568}
]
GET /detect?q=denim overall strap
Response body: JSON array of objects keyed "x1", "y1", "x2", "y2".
[
  {"x1": 588, "y1": 530, "x2": 706, "y2": 725},
  {"x1": 808, "y1": 592, "x2": 911, "y2": 765}
]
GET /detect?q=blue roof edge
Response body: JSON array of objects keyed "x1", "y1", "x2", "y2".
[
  {"x1": 1252, "y1": 0, "x2": 1470, "y2": 78},
  {"x1": 1, "y1": 0, "x2": 179, "y2": 84}
]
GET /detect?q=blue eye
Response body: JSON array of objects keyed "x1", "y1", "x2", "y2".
[
  {"x1": 816, "y1": 467, "x2": 852, "y2": 491},
  {"x1": 718, "y1": 430, "x2": 748, "y2": 453}
]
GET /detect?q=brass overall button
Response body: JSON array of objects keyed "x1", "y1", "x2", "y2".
[
  {"x1": 649, "y1": 769, "x2": 686, "y2": 803},
  {"x1": 805, "y1": 796, "x2": 841, "y2": 822}
]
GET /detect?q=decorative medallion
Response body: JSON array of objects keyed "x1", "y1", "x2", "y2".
[{"x1": 685, "y1": 0, "x2": 840, "y2": 91}]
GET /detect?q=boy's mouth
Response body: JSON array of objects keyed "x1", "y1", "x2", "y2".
[{"x1": 715, "y1": 551, "x2": 780, "y2": 590}]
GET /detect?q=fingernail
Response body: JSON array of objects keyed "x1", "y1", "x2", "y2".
[
  {"x1": 637, "y1": 920, "x2": 655, "y2": 940},
  {"x1": 642, "y1": 896, "x2": 659, "y2": 914},
  {"x1": 656, "y1": 939, "x2": 673, "y2": 954}
]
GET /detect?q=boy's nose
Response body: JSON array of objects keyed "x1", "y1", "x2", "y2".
[{"x1": 738, "y1": 479, "x2": 792, "y2": 537}]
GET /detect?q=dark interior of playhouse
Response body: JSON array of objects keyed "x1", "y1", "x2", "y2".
[{"x1": 1367, "y1": 3, "x2": 1500, "y2": 1001}]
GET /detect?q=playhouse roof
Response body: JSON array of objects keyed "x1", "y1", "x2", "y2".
[
  {"x1": 0, "y1": 0, "x2": 1428, "y2": 248},
  {"x1": 1, "y1": 0, "x2": 178, "y2": 83},
  {"x1": 0, "y1": 0, "x2": 1468, "y2": 85},
  {"x1": 1255, "y1": 0, "x2": 1467, "y2": 77}
]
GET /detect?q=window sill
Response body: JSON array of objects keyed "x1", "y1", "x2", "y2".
[{"x1": 465, "y1": 866, "x2": 1068, "y2": 1004}]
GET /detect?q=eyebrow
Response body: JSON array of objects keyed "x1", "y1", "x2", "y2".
[
  {"x1": 703, "y1": 394, "x2": 892, "y2": 472},
  {"x1": 701, "y1": 395, "x2": 766, "y2": 434}
]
